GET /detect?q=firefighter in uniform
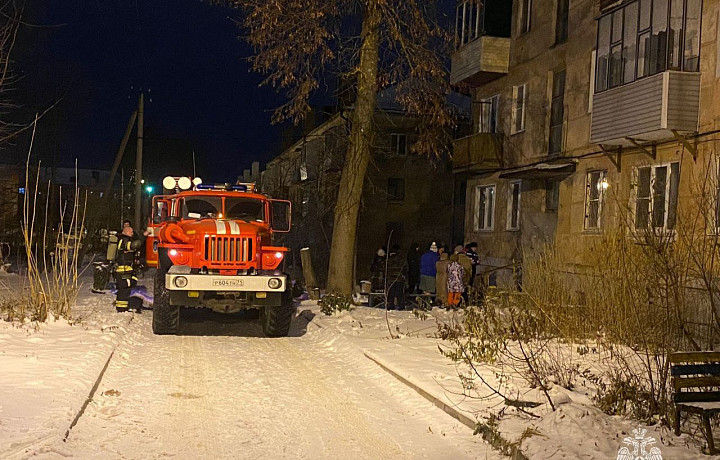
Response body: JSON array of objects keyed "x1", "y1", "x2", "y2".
[{"x1": 113, "y1": 222, "x2": 143, "y2": 312}]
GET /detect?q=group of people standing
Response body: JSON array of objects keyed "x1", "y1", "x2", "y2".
[{"x1": 370, "y1": 241, "x2": 479, "y2": 310}]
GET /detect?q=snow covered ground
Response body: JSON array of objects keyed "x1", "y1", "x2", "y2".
[{"x1": 0, "y1": 272, "x2": 717, "y2": 459}]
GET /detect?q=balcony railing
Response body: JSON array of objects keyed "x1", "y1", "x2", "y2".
[
  {"x1": 450, "y1": 36, "x2": 510, "y2": 87},
  {"x1": 452, "y1": 132, "x2": 502, "y2": 172},
  {"x1": 591, "y1": 71, "x2": 700, "y2": 145}
]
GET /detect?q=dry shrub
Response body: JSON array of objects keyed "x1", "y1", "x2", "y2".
[{"x1": 17, "y1": 126, "x2": 86, "y2": 322}]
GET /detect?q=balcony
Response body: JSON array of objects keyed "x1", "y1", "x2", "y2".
[
  {"x1": 450, "y1": 36, "x2": 511, "y2": 87},
  {"x1": 452, "y1": 132, "x2": 502, "y2": 172},
  {"x1": 591, "y1": 71, "x2": 700, "y2": 146}
]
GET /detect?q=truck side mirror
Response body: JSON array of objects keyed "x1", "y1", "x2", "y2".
[{"x1": 270, "y1": 199, "x2": 292, "y2": 233}]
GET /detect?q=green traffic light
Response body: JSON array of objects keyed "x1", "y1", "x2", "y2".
[{"x1": 145, "y1": 186, "x2": 154, "y2": 193}]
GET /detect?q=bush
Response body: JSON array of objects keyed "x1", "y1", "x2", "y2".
[{"x1": 319, "y1": 293, "x2": 354, "y2": 316}]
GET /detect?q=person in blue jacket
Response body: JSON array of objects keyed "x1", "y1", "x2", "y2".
[{"x1": 419, "y1": 242, "x2": 439, "y2": 294}]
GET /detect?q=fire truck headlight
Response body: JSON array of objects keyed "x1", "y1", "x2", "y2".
[
  {"x1": 169, "y1": 249, "x2": 178, "y2": 256},
  {"x1": 178, "y1": 177, "x2": 192, "y2": 190},
  {"x1": 268, "y1": 278, "x2": 282, "y2": 289},
  {"x1": 163, "y1": 176, "x2": 177, "y2": 190},
  {"x1": 174, "y1": 276, "x2": 188, "y2": 288},
  {"x1": 275, "y1": 252, "x2": 283, "y2": 259}
]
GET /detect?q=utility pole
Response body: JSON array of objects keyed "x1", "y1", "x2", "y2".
[
  {"x1": 134, "y1": 93, "x2": 144, "y2": 230},
  {"x1": 104, "y1": 110, "x2": 138, "y2": 200}
]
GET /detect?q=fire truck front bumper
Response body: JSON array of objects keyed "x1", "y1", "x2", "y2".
[{"x1": 166, "y1": 266, "x2": 287, "y2": 292}]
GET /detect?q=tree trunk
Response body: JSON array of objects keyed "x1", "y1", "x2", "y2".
[{"x1": 326, "y1": 0, "x2": 380, "y2": 294}]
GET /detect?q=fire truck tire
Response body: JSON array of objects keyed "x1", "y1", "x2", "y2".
[
  {"x1": 152, "y1": 267, "x2": 180, "y2": 335},
  {"x1": 260, "y1": 289, "x2": 295, "y2": 337}
]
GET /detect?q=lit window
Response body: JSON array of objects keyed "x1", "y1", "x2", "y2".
[
  {"x1": 476, "y1": 185, "x2": 496, "y2": 230},
  {"x1": 584, "y1": 170, "x2": 608, "y2": 230},
  {"x1": 18, "y1": 187, "x2": 25, "y2": 195},
  {"x1": 634, "y1": 162, "x2": 680, "y2": 231}
]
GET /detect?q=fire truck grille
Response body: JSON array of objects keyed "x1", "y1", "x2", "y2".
[{"x1": 204, "y1": 236, "x2": 253, "y2": 264}]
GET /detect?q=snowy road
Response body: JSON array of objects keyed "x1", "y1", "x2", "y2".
[{"x1": 34, "y1": 309, "x2": 493, "y2": 460}]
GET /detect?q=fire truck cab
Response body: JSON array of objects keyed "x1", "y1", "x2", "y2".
[{"x1": 151, "y1": 177, "x2": 294, "y2": 336}]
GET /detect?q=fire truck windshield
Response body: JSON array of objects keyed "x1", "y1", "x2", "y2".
[
  {"x1": 225, "y1": 197, "x2": 265, "y2": 222},
  {"x1": 182, "y1": 197, "x2": 222, "y2": 219}
]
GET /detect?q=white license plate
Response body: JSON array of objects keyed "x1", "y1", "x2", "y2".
[{"x1": 212, "y1": 279, "x2": 243, "y2": 287}]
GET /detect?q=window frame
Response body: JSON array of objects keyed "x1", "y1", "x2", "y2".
[
  {"x1": 549, "y1": 70, "x2": 566, "y2": 156},
  {"x1": 475, "y1": 184, "x2": 496, "y2": 231},
  {"x1": 511, "y1": 84, "x2": 527, "y2": 134},
  {"x1": 584, "y1": 170, "x2": 608, "y2": 231},
  {"x1": 519, "y1": 0, "x2": 532, "y2": 35},
  {"x1": 506, "y1": 180, "x2": 522, "y2": 231},
  {"x1": 455, "y1": 0, "x2": 485, "y2": 50},
  {"x1": 633, "y1": 161, "x2": 681, "y2": 232},
  {"x1": 479, "y1": 94, "x2": 500, "y2": 134},
  {"x1": 387, "y1": 177, "x2": 405, "y2": 203},
  {"x1": 389, "y1": 133, "x2": 408, "y2": 156},
  {"x1": 555, "y1": 0, "x2": 570, "y2": 44},
  {"x1": 594, "y1": 0, "x2": 703, "y2": 93}
]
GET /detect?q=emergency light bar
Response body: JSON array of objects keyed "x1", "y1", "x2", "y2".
[
  {"x1": 163, "y1": 176, "x2": 203, "y2": 192},
  {"x1": 195, "y1": 184, "x2": 248, "y2": 191}
]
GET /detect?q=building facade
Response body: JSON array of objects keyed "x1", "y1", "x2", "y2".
[
  {"x1": 453, "y1": 0, "x2": 718, "y2": 285},
  {"x1": 262, "y1": 97, "x2": 461, "y2": 287}
]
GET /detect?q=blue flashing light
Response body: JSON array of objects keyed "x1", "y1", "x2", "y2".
[
  {"x1": 231, "y1": 185, "x2": 247, "y2": 191},
  {"x1": 196, "y1": 184, "x2": 214, "y2": 190}
]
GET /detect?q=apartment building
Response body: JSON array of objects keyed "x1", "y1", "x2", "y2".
[
  {"x1": 263, "y1": 91, "x2": 465, "y2": 286},
  {"x1": 452, "y1": 0, "x2": 717, "y2": 284}
]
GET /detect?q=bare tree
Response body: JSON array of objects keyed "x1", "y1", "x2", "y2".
[{"x1": 221, "y1": 0, "x2": 455, "y2": 293}]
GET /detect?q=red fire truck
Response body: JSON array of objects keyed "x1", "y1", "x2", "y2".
[{"x1": 150, "y1": 177, "x2": 293, "y2": 336}]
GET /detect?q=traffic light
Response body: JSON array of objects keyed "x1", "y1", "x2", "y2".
[{"x1": 145, "y1": 185, "x2": 154, "y2": 194}]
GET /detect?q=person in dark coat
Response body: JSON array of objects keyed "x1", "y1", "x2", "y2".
[
  {"x1": 370, "y1": 247, "x2": 386, "y2": 292},
  {"x1": 406, "y1": 242, "x2": 421, "y2": 294},
  {"x1": 114, "y1": 224, "x2": 143, "y2": 312},
  {"x1": 465, "y1": 242, "x2": 479, "y2": 287},
  {"x1": 385, "y1": 245, "x2": 408, "y2": 310}
]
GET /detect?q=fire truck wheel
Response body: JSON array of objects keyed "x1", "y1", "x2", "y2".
[
  {"x1": 152, "y1": 267, "x2": 180, "y2": 335},
  {"x1": 260, "y1": 288, "x2": 295, "y2": 337}
]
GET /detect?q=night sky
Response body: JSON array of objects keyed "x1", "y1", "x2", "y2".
[{"x1": 7, "y1": 0, "x2": 288, "y2": 183}]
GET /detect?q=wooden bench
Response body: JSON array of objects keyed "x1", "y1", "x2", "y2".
[{"x1": 670, "y1": 351, "x2": 720, "y2": 455}]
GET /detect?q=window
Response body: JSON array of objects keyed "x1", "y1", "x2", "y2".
[
  {"x1": 387, "y1": 178, "x2": 405, "y2": 202},
  {"x1": 299, "y1": 162, "x2": 308, "y2": 181},
  {"x1": 479, "y1": 95, "x2": 499, "y2": 134},
  {"x1": 549, "y1": 70, "x2": 566, "y2": 156},
  {"x1": 507, "y1": 181, "x2": 521, "y2": 231},
  {"x1": 555, "y1": 0, "x2": 569, "y2": 43},
  {"x1": 584, "y1": 170, "x2": 608, "y2": 230},
  {"x1": 18, "y1": 187, "x2": 25, "y2": 195},
  {"x1": 512, "y1": 84, "x2": 526, "y2": 134},
  {"x1": 634, "y1": 162, "x2": 680, "y2": 231},
  {"x1": 595, "y1": 0, "x2": 703, "y2": 91},
  {"x1": 390, "y1": 133, "x2": 407, "y2": 156},
  {"x1": 182, "y1": 197, "x2": 222, "y2": 219},
  {"x1": 546, "y1": 181, "x2": 560, "y2": 212},
  {"x1": 476, "y1": 185, "x2": 496, "y2": 230},
  {"x1": 519, "y1": 0, "x2": 532, "y2": 34},
  {"x1": 225, "y1": 198, "x2": 265, "y2": 221},
  {"x1": 455, "y1": 0, "x2": 485, "y2": 49}
]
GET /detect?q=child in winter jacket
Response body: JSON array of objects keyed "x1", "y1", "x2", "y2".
[{"x1": 446, "y1": 253, "x2": 465, "y2": 308}]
